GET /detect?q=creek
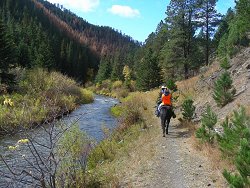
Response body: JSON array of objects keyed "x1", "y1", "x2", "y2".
[{"x1": 0, "y1": 95, "x2": 119, "y2": 186}]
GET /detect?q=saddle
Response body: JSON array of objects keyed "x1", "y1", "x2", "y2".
[
  {"x1": 161, "y1": 105, "x2": 172, "y2": 110},
  {"x1": 161, "y1": 105, "x2": 176, "y2": 118}
]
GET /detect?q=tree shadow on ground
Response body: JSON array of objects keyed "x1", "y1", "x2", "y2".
[{"x1": 165, "y1": 124, "x2": 192, "y2": 139}]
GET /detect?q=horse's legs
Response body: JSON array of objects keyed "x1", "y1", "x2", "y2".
[
  {"x1": 165, "y1": 118, "x2": 170, "y2": 134},
  {"x1": 160, "y1": 109, "x2": 167, "y2": 137}
]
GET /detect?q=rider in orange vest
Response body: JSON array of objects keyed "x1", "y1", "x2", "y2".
[
  {"x1": 161, "y1": 89, "x2": 172, "y2": 106},
  {"x1": 158, "y1": 87, "x2": 172, "y2": 112}
]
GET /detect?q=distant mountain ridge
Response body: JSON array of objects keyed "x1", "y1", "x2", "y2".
[
  {"x1": 0, "y1": 0, "x2": 139, "y2": 82},
  {"x1": 35, "y1": 0, "x2": 140, "y2": 56}
]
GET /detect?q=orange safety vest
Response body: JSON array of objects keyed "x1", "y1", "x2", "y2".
[{"x1": 161, "y1": 93, "x2": 172, "y2": 106}]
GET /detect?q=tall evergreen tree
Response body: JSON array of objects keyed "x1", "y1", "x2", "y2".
[
  {"x1": 136, "y1": 48, "x2": 161, "y2": 91},
  {"x1": 213, "y1": 8, "x2": 235, "y2": 49},
  {"x1": 226, "y1": 0, "x2": 250, "y2": 54},
  {"x1": 95, "y1": 57, "x2": 111, "y2": 83},
  {"x1": 163, "y1": 0, "x2": 199, "y2": 79},
  {"x1": 0, "y1": 18, "x2": 16, "y2": 86},
  {"x1": 196, "y1": 0, "x2": 221, "y2": 65}
]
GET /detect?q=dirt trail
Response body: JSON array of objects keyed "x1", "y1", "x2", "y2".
[
  {"x1": 120, "y1": 118, "x2": 227, "y2": 188},
  {"x1": 120, "y1": 47, "x2": 250, "y2": 187}
]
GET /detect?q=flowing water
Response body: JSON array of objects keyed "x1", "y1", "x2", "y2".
[{"x1": 0, "y1": 95, "x2": 119, "y2": 187}]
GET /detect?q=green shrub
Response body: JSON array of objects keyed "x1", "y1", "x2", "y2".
[
  {"x1": 181, "y1": 98, "x2": 196, "y2": 121},
  {"x1": 56, "y1": 124, "x2": 91, "y2": 187},
  {"x1": 87, "y1": 139, "x2": 119, "y2": 170},
  {"x1": 166, "y1": 79, "x2": 178, "y2": 92},
  {"x1": 223, "y1": 138, "x2": 250, "y2": 188},
  {"x1": 196, "y1": 105, "x2": 217, "y2": 143},
  {"x1": 113, "y1": 88, "x2": 129, "y2": 99},
  {"x1": 78, "y1": 88, "x2": 94, "y2": 104},
  {"x1": 217, "y1": 107, "x2": 250, "y2": 187},
  {"x1": 110, "y1": 105, "x2": 123, "y2": 117},
  {"x1": 213, "y1": 71, "x2": 236, "y2": 107},
  {"x1": 99, "y1": 79, "x2": 112, "y2": 91},
  {"x1": 196, "y1": 125, "x2": 210, "y2": 142},
  {"x1": 220, "y1": 57, "x2": 231, "y2": 70},
  {"x1": 217, "y1": 107, "x2": 250, "y2": 157},
  {"x1": 112, "y1": 80, "x2": 123, "y2": 90},
  {"x1": 119, "y1": 95, "x2": 145, "y2": 131}
]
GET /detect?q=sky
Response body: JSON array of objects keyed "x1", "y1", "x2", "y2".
[{"x1": 46, "y1": 0, "x2": 236, "y2": 43}]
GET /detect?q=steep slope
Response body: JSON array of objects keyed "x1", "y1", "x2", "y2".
[
  {"x1": 186, "y1": 47, "x2": 250, "y2": 125},
  {"x1": 0, "y1": 0, "x2": 139, "y2": 82},
  {"x1": 35, "y1": 0, "x2": 140, "y2": 56}
]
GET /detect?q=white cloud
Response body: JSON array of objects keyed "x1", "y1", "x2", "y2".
[
  {"x1": 47, "y1": 0, "x2": 100, "y2": 12},
  {"x1": 108, "y1": 5, "x2": 140, "y2": 18}
]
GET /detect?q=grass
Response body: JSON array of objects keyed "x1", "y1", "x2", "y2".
[
  {"x1": 110, "y1": 105, "x2": 123, "y2": 117},
  {"x1": 88, "y1": 79, "x2": 133, "y2": 100},
  {"x1": 86, "y1": 90, "x2": 160, "y2": 186},
  {"x1": 0, "y1": 68, "x2": 93, "y2": 134}
]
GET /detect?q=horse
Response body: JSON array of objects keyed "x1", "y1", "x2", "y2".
[{"x1": 160, "y1": 105, "x2": 173, "y2": 137}]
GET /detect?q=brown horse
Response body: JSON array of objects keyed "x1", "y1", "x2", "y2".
[{"x1": 160, "y1": 105, "x2": 173, "y2": 137}]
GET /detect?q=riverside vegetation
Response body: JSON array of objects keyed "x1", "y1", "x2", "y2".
[{"x1": 0, "y1": 68, "x2": 93, "y2": 134}]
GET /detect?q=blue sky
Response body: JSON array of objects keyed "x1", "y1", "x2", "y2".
[{"x1": 46, "y1": 0, "x2": 236, "y2": 42}]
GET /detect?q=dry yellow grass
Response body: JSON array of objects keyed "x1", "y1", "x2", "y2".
[
  {"x1": 176, "y1": 76, "x2": 199, "y2": 103},
  {"x1": 203, "y1": 61, "x2": 220, "y2": 77},
  {"x1": 245, "y1": 105, "x2": 250, "y2": 116}
]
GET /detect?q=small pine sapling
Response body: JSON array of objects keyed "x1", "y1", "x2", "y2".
[
  {"x1": 166, "y1": 79, "x2": 177, "y2": 92},
  {"x1": 181, "y1": 98, "x2": 195, "y2": 121},
  {"x1": 196, "y1": 105, "x2": 217, "y2": 143},
  {"x1": 220, "y1": 57, "x2": 231, "y2": 70},
  {"x1": 213, "y1": 71, "x2": 236, "y2": 107}
]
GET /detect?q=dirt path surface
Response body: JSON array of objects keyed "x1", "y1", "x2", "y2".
[{"x1": 120, "y1": 118, "x2": 227, "y2": 188}]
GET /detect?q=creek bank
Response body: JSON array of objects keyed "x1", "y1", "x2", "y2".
[{"x1": 0, "y1": 95, "x2": 119, "y2": 186}]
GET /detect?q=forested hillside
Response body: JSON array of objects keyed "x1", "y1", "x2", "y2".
[
  {"x1": 0, "y1": 0, "x2": 139, "y2": 85},
  {"x1": 135, "y1": 0, "x2": 250, "y2": 91}
]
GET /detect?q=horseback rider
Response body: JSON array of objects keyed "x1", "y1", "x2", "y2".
[
  {"x1": 159, "y1": 87, "x2": 172, "y2": 110},
  {"x1": 156, "y1": 86, "x2": 171, "y2": 113},
  {"x1": 156, "y1": 86, "x2": 176, "y2": 136}
]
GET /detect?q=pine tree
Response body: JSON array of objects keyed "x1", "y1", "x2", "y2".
[
  {"x1": 196, "y1": 0, "x2": 221, "y2": 65},
  {"x1": 213, "y1": 71, "x2": 235, "y2": 107},
  {"x1": 166, "y1": 79, "x2": 177, "y2": 92},
  {"x1": 181, "y1": 98, "x2": 195, "y2": 121},
  {"x1": 136, "y1": 48, "x2": 161, "y2": 91},
  {"x1": 220, "y1": 57, "x2": 231, "y2": 70},
  {"x1": 218, "y1": 107, "x2": 250, "y2": 187},
  {"x1": 220, "y1": 0, "x2": 250, "y2": 57},
  {"x1": 163, "y1": 0, "x2": 200, "y2": 79},
  {"x1": 196, "y1": 105, "x2": 217, "y2": 143},
  {"x1": 95, "y1": 57, "x2": 111, "y2": 83},
  {"x1": 213, "y1": 8, "x2": 235, "y2": 49},
  {"x1": 0, "y1": 18, "x2": 16, "y2": 87},
  {"x1": 223, "y1": 138, "x2": 250, "y2": 187}
]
